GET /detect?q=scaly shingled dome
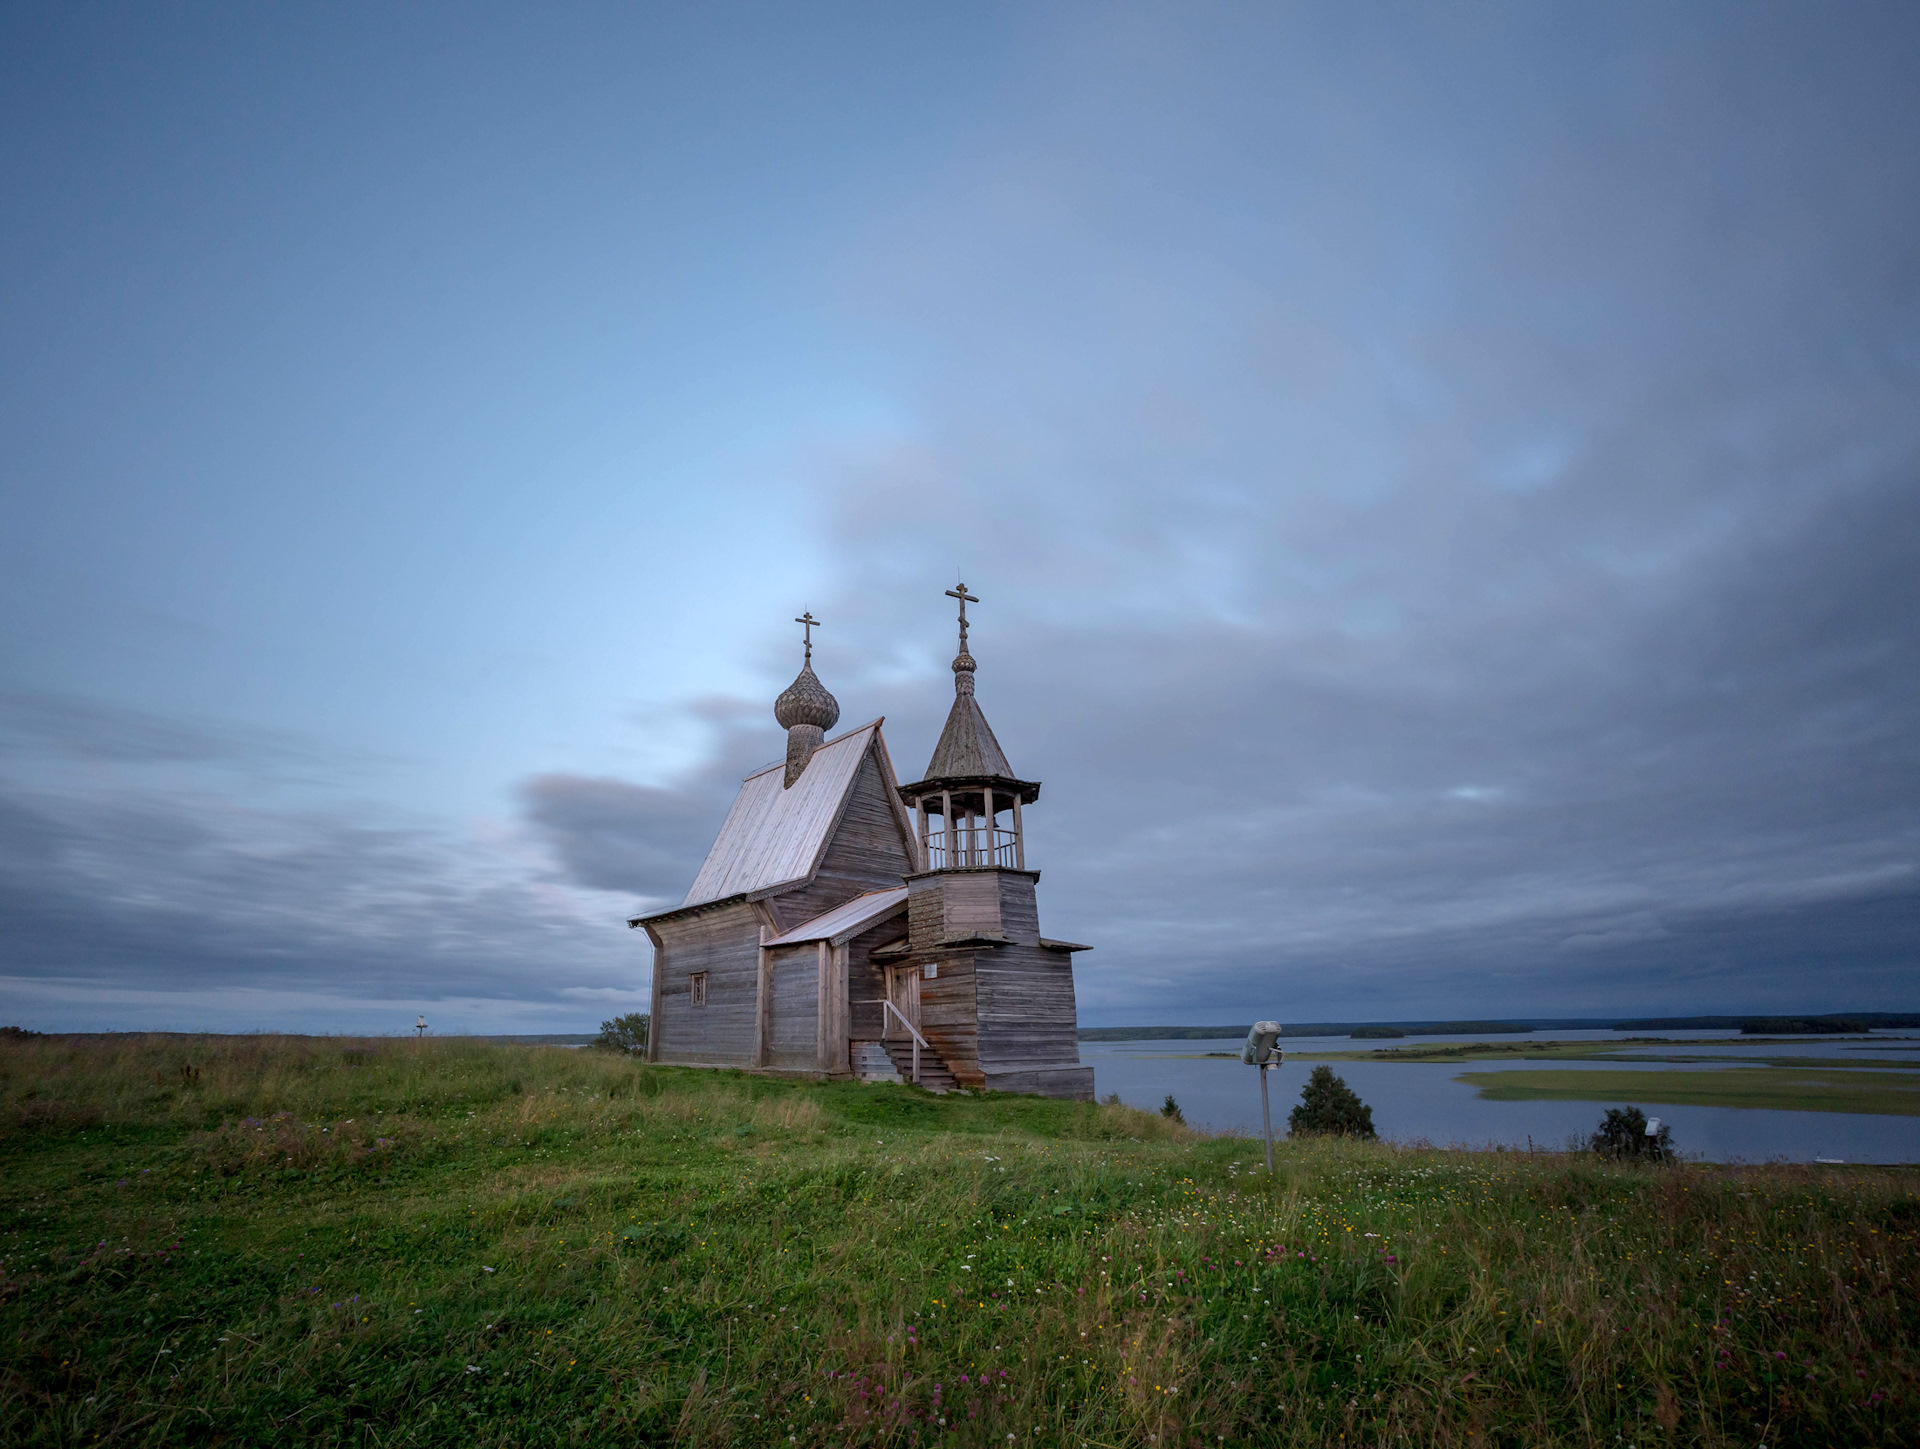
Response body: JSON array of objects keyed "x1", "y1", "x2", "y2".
[{"x1": 774, "y1": 663, "x2": 840, "y2": 732}]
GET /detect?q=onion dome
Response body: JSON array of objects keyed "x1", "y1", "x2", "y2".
[
  {"x1": 774, "y1": 662, "x2": 840, "y2": 733},
  {"x1": 776, "y1": 618, "x2": 839, "y2": 788}
]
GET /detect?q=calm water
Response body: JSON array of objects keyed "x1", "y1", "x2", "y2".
[{"x1": 1081, "y1": 1032, "x2": 1920, "y2": 1164}]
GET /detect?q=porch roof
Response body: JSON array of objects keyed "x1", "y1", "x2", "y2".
[{"x1": 763, "y1": 886, "x2": 909, "y2": 948}]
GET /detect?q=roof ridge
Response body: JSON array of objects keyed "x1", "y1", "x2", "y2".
[{"x1": 738, "y1": 717, "x2": 884, "y2": 782}]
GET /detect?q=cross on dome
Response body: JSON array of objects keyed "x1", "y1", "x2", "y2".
[
  {"x1": 794, "y1": 610, "x2": 822, "y2": 663},
  {"x1": 944, "y1": 583, "x2": 978, "y2": 651}
]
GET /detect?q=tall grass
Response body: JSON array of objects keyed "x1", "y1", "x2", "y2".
[{"x1": 2, "y1": 1033, "x2": 1915, "y2": 1446}]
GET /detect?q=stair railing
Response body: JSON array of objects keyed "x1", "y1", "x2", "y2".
[{"x1": 879, "y1": 999, "x2": 929, "y2": 1084}]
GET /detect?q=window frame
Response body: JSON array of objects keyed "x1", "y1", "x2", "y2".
[{"x1": 689, "y1": 971, "x2": 708, "y2": 1008}]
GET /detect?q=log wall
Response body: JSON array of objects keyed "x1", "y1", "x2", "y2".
[
  {"x1": 846, "y1": 911, "x2": 908, "y2": 1042},
  {"x1": 976, "y1": 942, "x2": 1084, "y2": 1075},
  {"x1": 651, "y1": 902, "x2": 760, "y2": 1067},
  {"x1": 765, "y1": 942, "x2": 819, "y2": 1069}
]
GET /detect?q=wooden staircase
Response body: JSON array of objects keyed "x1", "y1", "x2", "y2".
[
  {"x1": 850, "y1": 1038, "x2": 959, "y2": 1094},
  {"x1": 850, "y1": 1040, "x2": 902, "y2": 1085},
  {"x1": 881, "y1": 1039, "x2": 959, "y2": 1094}
]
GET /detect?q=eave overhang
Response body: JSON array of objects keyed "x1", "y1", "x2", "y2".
[{"x1": 897, "y1": 774, "x2": 1041, "y2": 809}]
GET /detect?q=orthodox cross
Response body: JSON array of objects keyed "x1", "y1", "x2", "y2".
[
  {"x1": 945, "y1": 582, "x2": 979, "y2": 651},
  {"x1": 794, "y1": 611, "x2": 822, "y2": 664}
]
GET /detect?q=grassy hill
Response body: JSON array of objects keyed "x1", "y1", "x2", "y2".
[{"x1": 2, "y1": 1034, "x2": 1917, "y2": 1446}]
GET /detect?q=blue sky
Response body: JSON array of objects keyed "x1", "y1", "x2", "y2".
[{"x1": 3, "y1": 4, "x2": 1916, "y2": 1032}]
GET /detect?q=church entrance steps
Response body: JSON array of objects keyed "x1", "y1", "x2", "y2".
[
  {"x1": 850, "y1": 1040, "x2": 902, "y2": 1085},
  {"x1": 881, "y1": 1039, "x2": 960, "y2": 1094}
]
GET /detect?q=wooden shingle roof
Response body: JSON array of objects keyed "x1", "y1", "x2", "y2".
[
  {"x1": 922, "y1": 692, "x2": 1013, "y2": 779},
  {"x1": 674, "y1": 720, "x2": 886, "y2": 910},
  {"x1": 762, "y1": 887, "x2": 908, "y2": 947}
]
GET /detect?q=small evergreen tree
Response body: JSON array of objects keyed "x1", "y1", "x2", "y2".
[
  {"x1": 592, "y1": 1013, "x2": 650, "y2": 1054},
  {"x1": 1589, "y1": 1106, "x2": 1672, "y2": 1162},
  {"x1": 1161, "y1": 1094, "x2": 1185, "y2": 1124},
  {"x1": 1288, "y1": 1064, "x2": 1376, "y2": 1138}
]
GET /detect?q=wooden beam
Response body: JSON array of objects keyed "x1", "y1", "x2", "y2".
[
  {"x1": 754, "y1": 928, "x2": 771, "y2": 1068},
  {"x1": 816, "y1": 939, "x2": 832, "y2": 1073},
  {"x1": 638, "y1": 920, "x2": 666, "y2": 1063},
  {"x1": 832, "y1": 940, "x2": 850, "y2": 1075},
  {"x1": 1011, "y1": 790, "x2": 1025, "y2": 870}
]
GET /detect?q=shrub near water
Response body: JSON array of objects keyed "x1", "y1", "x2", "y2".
[
  {"x1": 1589, "y1": 1106, "x2": 1674, "y2": 1163},
  {"x1": 1, "y1": 1034, "x2": 1918, "y2": 1447},
  {"x1": 1288, "y1": 1063, "x2": 1378, "y2": 1139}
]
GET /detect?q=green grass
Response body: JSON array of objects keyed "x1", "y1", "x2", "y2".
[
  {"x1": 1461, "y1": 1066, "x2": 1920, "y2": 1116},
  {"x1": 3, "y1": 1034, "x2": 1918, "y2": 1446}
]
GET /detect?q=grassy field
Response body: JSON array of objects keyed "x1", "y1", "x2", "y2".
[
  {"x1": 1459, "y1": 1066, "x2": 1920, "y2": 1116},
  {"x1": 3, "y1": 1035, "x2": 1918, "y2": 1447},
  {"x1": 1264, "y1": 1038, "x2": 1920, "y2": 1115}
]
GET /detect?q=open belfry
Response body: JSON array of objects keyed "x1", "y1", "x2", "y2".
[{"x1": 629, "y1": 587, "x2": 1094, "y2": 1098}]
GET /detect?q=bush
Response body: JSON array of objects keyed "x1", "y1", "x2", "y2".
[
  {"x1": 1589, "y1": 1106, "x2": 1673, "y2": 1162},
  {"x1": 1160, "y1": 1094, "x2": 1184, "y2": 1123},
  {"x1": 592, "y1": 1013, "x2": 650, "y2": 1054},
  {"x1": 1288, "y1": 1064, "x2": 1376, "y2": 1138}
]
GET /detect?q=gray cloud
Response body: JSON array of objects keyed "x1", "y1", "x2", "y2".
[
  {"x1": 519, "y1": 697, "x2": 784, "y2": 905},
  {"x1": 0, "y1": 689, "x2": 304, "y2": 764},
  {"x1": 4, "y1": 5, "x2": 1915, "y2": 1031},
  {"x1": 0, "y1": 694, "x2": 640, "y2": 1029},
  {"x1": 762, "y1": 5, "x2": 1920, "y2": 1021}
]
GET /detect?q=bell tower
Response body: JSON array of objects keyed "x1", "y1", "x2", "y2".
[
  {"x1": 896, "y1": 583, "x2": 1043, "y2": 946},
  {"x1": 892, "y1": 583, "x2": 1091, "y2": 1098}
]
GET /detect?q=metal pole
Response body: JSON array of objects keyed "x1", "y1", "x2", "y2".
[{"x1": 1260, "y1": 1063, "x2": 1273, "y2": 1172}]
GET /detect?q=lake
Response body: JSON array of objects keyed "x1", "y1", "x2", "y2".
[{"x1": 1081, "y1": 1031, "x2": 1920, "y2": 1164}]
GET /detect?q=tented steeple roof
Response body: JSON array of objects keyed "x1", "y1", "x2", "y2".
[
  {"x1": 924, "y1": 692, "x2": 1013, "y2": 779},
  {"x1": 896, "y1": 583, "x2": 1039, "y2": 808}
]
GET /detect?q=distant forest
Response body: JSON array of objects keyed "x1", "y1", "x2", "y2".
[{"x1": 1077, "y1": 1013, "x2": 1920, "y2": 1042}]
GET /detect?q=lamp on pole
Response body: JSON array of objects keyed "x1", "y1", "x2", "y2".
[{"x1": 1241, "y1": 1021, "x2": 1282, "y2": 1171}]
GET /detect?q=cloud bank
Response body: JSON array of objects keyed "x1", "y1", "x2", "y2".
[{"x1": 3, "y1": 5, "x2": 1915, "y2": 1029}]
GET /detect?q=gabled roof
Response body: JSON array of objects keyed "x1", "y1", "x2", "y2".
[
  {"x1": 663, "y1": 720, "x2": 900, "y2": 915},
  {"x1": 762, "y1": 887, "x2": 908, "y2": 948},
  {"x1": 923, "y1": 692, "x2": 1013, "y2": 778}
]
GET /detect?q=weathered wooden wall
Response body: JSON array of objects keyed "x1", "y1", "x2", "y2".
[
  {"x1": 651, "y1": 902, "x2": 760, "y2": 1067},
  {"x1": 845, "y1": 912, "x2": 906, "y2": 1042},
  {"x1": 996, "y1": 871, "x2": 1041, "y2": 944},
  {"x1": 899, "y1": 867, "x2": 1090, "y2": 1098},
  {"x1": 904, "y1": 865, "x2": 1043, "y2": 944},
  {"x1": 976, "y1": 943, "x2": 1085, "y2": 1077},
  {"x1": 764, "y1": 942, "x2": 819, "y2": 1069},
  {"x1": 915, "y1": 948, "x2": 983, "y2": 1088},
  {"x1": 771, "y1": 750, "x2": 915, "y2": 929}
]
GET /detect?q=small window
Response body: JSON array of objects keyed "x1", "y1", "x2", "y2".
[
  {"x1": 689, "y1": 972, "x2": 708, "y2": 1007},
  {"x1": 922, "y1": 961, "x2": 939, "y2": 980}
]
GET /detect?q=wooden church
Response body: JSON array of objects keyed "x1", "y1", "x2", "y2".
[{"x1": 629, "y1": 588, "x2": 1094, "y2": 1098}]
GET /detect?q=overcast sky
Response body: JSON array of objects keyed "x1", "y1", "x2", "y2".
[{"x1": 2, "y1": 4, "x2": 1915, "y2": 1033}]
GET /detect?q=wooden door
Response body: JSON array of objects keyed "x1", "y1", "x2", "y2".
[{"x1": 884, "y1": 965, "x2": 921, "y2": 1037}]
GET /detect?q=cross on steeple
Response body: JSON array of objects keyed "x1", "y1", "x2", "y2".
[
  {"x1": 945, "y1": 582, "x2": 979, "y2": 651},
  {"x1": 794, "y1": 611, "x2": 822, "y2": 663}
]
